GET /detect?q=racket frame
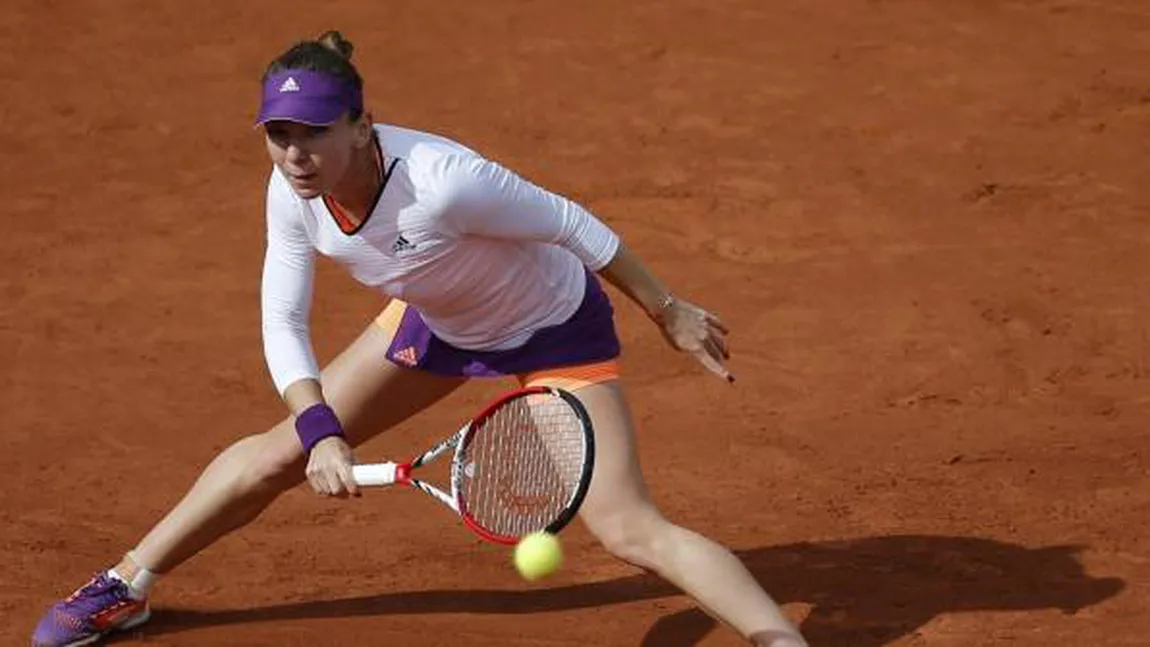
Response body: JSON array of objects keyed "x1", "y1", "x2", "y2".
[{"x1": 350, "y1": 385, "x2": 596, "y2": 545}]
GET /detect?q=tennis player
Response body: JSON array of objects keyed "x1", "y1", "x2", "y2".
[{"x1": 32, "y1": 31, "x2": 806, "y2": 647}]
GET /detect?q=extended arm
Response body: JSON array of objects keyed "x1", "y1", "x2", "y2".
[
  {"x1": 438, "y1": 155, "x2": 732, "y2": 381},
  {"x1": 261, "y1": 172, "x2": 359, "y2": 496}
]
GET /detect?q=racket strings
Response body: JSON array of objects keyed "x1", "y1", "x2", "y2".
[{"x1": 461, "y1": 394, "x2": 588, "y2": 538}]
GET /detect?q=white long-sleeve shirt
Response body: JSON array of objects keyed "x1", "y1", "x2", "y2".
[{"x1": 261, "y1": 124, "x2": 620, "y2": 395}]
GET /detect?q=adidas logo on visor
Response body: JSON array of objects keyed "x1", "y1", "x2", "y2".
[{"x1": 279, "y1": 77, "x2": 301, "y2": 93}]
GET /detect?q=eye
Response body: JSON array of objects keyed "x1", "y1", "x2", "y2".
[
  {"x1": 305, "y1": 125, "x2": 331, "y2": 138},
  {"x1": 265, "y1": 125, "x2": 290, "y2": 145}
]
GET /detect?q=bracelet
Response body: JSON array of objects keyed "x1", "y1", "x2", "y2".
[
  {"x1": 294, "y1": 403, "x2": 345, "y2": 454},
  {"x1": 651, "y1": 293, "x2": 676, "y2": 323}
]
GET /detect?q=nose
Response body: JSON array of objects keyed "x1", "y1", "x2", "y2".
[{"x1": 284, "y1": 142, "x2": 307, "y2": 163}]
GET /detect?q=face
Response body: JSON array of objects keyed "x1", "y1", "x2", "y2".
[{"x1": 263, "y1": 114, "x2": 371, "y2": 198}]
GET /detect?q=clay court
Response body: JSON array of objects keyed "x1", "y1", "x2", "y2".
[{"x1": 2, "y1": 0, "x2": 1148, "y2": 644}]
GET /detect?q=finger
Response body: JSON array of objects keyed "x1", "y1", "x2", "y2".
[
  {"x1": 322, "y1": 469, "x2": 347, "y2": 498},
  {"x1": 702, "y1": 336, "x2": 725, "y2": 365},
  {"x1": 704, "y1": 333, "x2": 732, "y2": 365},
  {"x1": 707, "y1": 322, "x2": 730, "y2": 349},
  {"x1": 306, "y1": 469, "x2": 326, "y2": 496},
  {"x1": 694, "y1": 349, "x2": 734, "y2": 383},
  {"x1": 704, "y1": 311, "x2": 729, "y2": 334},
  {"x1": 703, "y1": 339, "x2": 734, "y2": 381},
  {"x1": 338, "y1": 447, "x2": 361, "y2": 497},
  {"x1": 339, "y1": 462, "x2": 361, "y2": 498},
  {"x1": 710, "y1": 329, "x2": 731, "y2": 359}
]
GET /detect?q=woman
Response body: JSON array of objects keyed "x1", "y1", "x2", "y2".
[{"x1": 32, "y1": 31, "x2": 806, "y2": 647}]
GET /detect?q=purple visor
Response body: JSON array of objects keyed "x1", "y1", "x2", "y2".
[{"x1": 255, "y1": 69, "x2": 363, "y2": 126}]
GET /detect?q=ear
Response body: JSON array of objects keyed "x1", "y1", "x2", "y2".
[{"x1": 354, "y1": 112, "x2": 374, "y2": 147}]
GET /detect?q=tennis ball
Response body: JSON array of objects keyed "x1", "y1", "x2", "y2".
[{"x1": 513, "y1": 531, "x2": 563, "y2": 581}]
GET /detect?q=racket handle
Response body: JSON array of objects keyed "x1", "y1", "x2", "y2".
[{"x1": 352, "y1": 462, "x2": 400, "y2": 487}]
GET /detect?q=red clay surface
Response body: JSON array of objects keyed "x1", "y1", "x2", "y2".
[{"x1": 2, "y1": 1, "x2": 1148, "y2": 645}]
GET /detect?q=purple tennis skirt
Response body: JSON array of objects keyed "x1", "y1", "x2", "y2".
[{"x1": 375, "y1": 270, "x2": 621, "y2": 378}]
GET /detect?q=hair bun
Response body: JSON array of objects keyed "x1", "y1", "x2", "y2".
[{"x1": 317, "y1": 30, "x2": 354, "y2": 60}]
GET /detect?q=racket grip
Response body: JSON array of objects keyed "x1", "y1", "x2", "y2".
[{"x1": 352, "y1": 463, "x2": 399, "y2": 487}]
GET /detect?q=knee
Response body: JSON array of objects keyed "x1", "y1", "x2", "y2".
[
  {"x1": 750, "y1": 631, "x2": 808, "y2": 647},
  {"x1": 590, "y1": 508, "x2": 671, "y2": 569},
  {"x1": 749, "y1": 634, "x2": 805, "y2": 647},
  {"x1": 231, "y1": 427, "x2": 305, "y2": 494}
]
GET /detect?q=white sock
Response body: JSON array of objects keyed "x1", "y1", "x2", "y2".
[{"x1": 109, "y1": 551, "x2": 159, "y2": 599}]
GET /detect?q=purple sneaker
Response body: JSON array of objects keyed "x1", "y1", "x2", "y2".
[{"x1": 31, "y1": 572, "x2": 151, "y2": 647}]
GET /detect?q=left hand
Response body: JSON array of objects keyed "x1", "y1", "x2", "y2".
[{"x1": 656, "y1": 297, "x2": 734, "y2": 382}]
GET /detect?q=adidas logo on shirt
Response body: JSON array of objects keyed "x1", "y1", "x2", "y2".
[
  {"x1": 279, "y1": 77, "x2": 301, "y2": 93},
  {"x1": 392, "y1": 235, "x2": 416, "y2": 254}
]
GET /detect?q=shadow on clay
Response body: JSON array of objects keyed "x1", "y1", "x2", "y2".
[{"x1": 112, "y1": 534, "x2": 1123, "y2": 646}]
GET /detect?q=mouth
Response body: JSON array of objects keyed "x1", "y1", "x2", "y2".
[
  {"x1": 289, "y1": 171, "x2": 317, "y2": 182},
  {"x1": 283, "y1": 171, "x2": 321, "y2": 197},
  {"x1": 286, "y1": 171, "x2": 321, "y2": 192}
]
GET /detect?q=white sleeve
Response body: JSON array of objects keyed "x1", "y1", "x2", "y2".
[
  {"x1": 261, "y1": 171, "x2": 321, "y2": 396},
  {"x1": 435, "y1": 154, "x2": 620, "y2": 269}
]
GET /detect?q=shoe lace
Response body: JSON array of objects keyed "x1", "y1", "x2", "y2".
[{"x1": 61, "y1": 574, "x2": 133, "y2": 617}]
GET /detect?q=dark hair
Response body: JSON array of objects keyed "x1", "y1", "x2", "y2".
[{"x1": 263, "y1": 30, "x2": 364, "y2": 120}]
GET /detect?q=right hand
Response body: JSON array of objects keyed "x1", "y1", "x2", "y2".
[{"x1": 305, "y1": 436, "x2": 361, "y2": 498}]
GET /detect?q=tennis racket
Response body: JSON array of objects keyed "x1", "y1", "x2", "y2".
[{"x1": 351, "y1": 385, "x2": 595, "y2": 545}]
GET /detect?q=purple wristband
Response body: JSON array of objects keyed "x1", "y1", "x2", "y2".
[{"x1": 295, "y1": 403, "x2": 345, "y2": 454}]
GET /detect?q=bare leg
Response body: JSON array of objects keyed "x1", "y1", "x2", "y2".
[
  {"x1": 569, "y1": 380, "x2": 806, "y2": 647},
  {"x1": 122, "y1": 323, "x2": 465, "y2": 575}
]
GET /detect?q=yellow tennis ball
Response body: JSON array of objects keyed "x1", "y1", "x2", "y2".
[{"x1": 513, "y1": 531, "x2": 563, "y2": 581}]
